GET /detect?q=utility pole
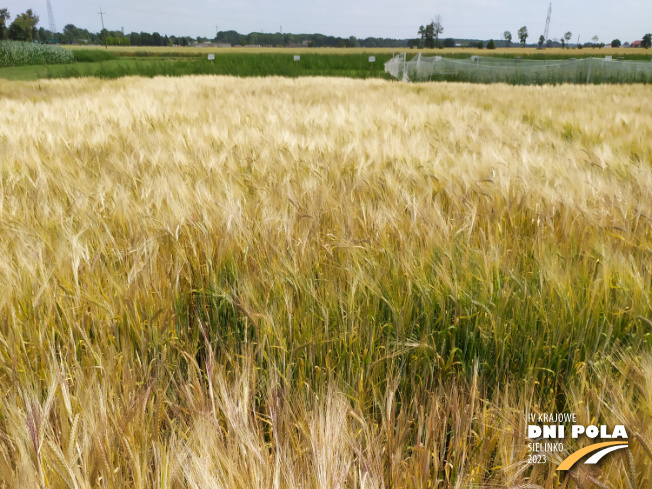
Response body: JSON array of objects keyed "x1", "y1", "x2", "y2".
[{"x1": 98, "y1": 6, "x2": 107, "y2": 49}]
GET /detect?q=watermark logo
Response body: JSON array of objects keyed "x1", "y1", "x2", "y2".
[
  {"x1": 526, "y1": 412, "x2": 628, "y2": 470},
  {"x1": 556, "y1": 441, "x2": 629, "y2": 470}
]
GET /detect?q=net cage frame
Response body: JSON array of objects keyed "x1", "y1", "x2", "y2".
[{"x1": 384, "y1": 52, "x2": 652, "y2": 84}]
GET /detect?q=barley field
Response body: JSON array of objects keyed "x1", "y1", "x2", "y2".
[{"x1": 0, "y1": 76, "x2": 651, "y2": 488}]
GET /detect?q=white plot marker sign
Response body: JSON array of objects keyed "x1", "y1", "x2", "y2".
[
  {"x1": 368, "y1": 56, "x2": 375, "y2": 62},
  {"x1": 294, "y1": 55, "x2": 300, "y2": 61},
  {"x1": 208, "y1": 54, "x2": 215, "y2": 62}
]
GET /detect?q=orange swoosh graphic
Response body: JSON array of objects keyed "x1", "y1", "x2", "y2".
[{"x1": 556, "y1": 441, "x2": 629, "y2": 471}]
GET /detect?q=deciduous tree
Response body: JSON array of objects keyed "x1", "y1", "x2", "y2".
[
  {"x1": 518, "y1": 26, "x2": 528, "y2": 46},
  {"x1": 642, "y1": 33, "x2": 652, "y2": 49},
  {"x1": 418, "y1": 16, "x2": 444, "y2": 49},
  {"x1": 0, "y1": 8, "x2": 9, "y2": 40},
  {"x1": 419, "y1": 23, "x2": 433, "y2": 48},
  {"x1": 433, "y1": 15, "x2": 444, "y2": 47},
  {"x1": 8, "y1": 9, "x2": 39, "y2": 42}
]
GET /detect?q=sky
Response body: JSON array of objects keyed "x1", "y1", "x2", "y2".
[{"x1": 5, "y1": 0, "x2": 650, "y2": 43}]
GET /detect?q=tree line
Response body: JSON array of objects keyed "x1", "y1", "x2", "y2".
[
  {"x1": 214, "y1": 31, "x2": 407, "y2": 48},
  {"x1": 0, "y1": 7, "x2": 409, "y2": 48},
  {"x1": 1, "y1": 7, "x2": 651, "y2": 50},
  {"x1": 413, "y1": 16, "x2": 652, "y2": 50}
]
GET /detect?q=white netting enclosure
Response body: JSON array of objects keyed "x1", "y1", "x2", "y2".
[{"x1": 385, "y1": 53, "x2": 652, "y2": 84}]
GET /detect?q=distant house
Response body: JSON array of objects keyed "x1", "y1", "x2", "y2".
[
  {"x1": 286, "y1": 41, "x2": 310, "y2": 48},
  {"x1": 195, "y1": 42, "x2": 232, "y2": 48},
  {"x1": 630, "y1": 40, "x2": 643, "y2": 48}
]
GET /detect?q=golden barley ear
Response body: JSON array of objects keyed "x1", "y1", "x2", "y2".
[
  {"x1": 583, "y1": 474, "x2": 615, "y2": 489},
  {"x1": 567, "y1": 466, "x2": 613, "y2": 489},
  {"x1": 506, "y1": 484, "x2": 544, "y2": 489},
  {"x1": 624, "y1": 448, "x2": 636, "y2": 489},
  {"x1": 633, "y1": 431, "x2": 652, "y2": 462},
  {"x1": 568, "y1": 471, "x2": 582, "y2": 489},
  {"x1": 66, "y1": 413, "x2": 79, "y2": 462}
]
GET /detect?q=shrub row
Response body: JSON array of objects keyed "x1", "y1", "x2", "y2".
[{"x1": 71, "y1": 49, "x2": 118, "y2": 62}]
